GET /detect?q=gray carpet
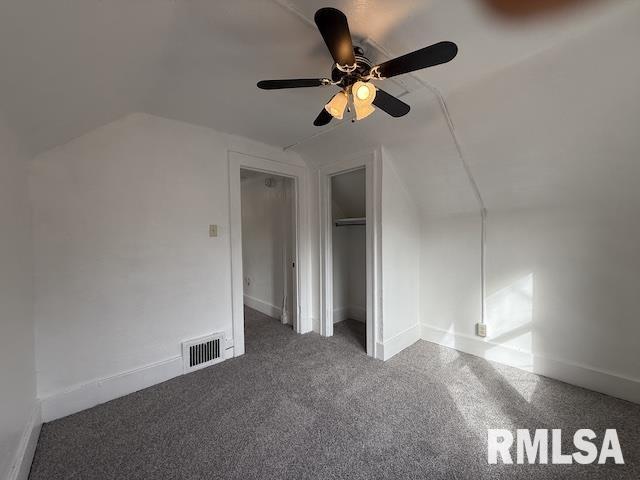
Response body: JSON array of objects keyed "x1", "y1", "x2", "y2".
[{"x1": 30, "y1": 307, "x2": 640, "y2": 479}]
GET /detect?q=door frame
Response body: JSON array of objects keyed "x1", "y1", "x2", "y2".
[
  {"x1": 319, "y1": 149, "x2": 382, "y2": 358},
  {"x1": 228, "y1": 151, "x2": 312, "y2": 357}
]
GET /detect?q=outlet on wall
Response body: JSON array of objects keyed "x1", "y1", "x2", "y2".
[
  {"x1": 209, "y1": 224, "x2": 218, "y2": 237},
  {"x1": 476, "y1": 323, "x2": 487, "y2": 337}
]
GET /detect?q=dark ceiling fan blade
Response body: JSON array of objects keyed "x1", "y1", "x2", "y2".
[
  {"x1": 374, "y1": 41, "x2": 458, "y2": 79},
  {"x1": 313, "y1": 108, "x2": 333, "y2": 127},
  {"x1": 372, "y1": 89, "x2": 410, "y2": 118},
  {"x1": 257, "y1": 79, "x2": 326, "y2": 90},
  {"x1": 314, "y1": 8, "x2": 356, "y2": 67}
]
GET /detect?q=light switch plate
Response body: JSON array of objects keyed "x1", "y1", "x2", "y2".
[{"x1": 209, "y1": 224, "x2": 218, "y2": 237}]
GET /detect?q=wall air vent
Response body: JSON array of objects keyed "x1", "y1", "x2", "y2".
[{"x1": 182, "y1": 333, "x2": 225, "y2": 373}]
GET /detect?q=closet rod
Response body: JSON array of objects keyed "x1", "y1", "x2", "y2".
[{"x1": 335, "y1": 217, "x2": 366, "y2": 227}]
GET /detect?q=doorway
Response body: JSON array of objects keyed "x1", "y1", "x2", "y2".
[
  {"x1": 228, "y1": 151, "x2": 312, "y2": 358},
  {"x1": 331, "y1": 169, "x2": 367, "y2": 351},
  {"x1": 319, "y1": 150, "x2": 382, "y2": 359},
  {"x1": 240, "y1": 170, "x2": 296, "y2": 340}
]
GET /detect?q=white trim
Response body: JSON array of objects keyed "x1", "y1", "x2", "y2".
[
  {"x1": 244, "y1": 294, "x2": 282, "y2": 319},
  {"x1": 376, "y1": 323, "x2": 421, "y2": 361},
  {"x1": 228, "y1": 151, "x2": 312, "y2": 358},
  {"x1": 319, "y1": 150, "x2": 382, "y2": 358},
  {"x1": 7, "y1": 403, "x2": 41, "y2": 480},
  {"x1": 372, "y1": 149, "x2": 383, "y2": 358},
  {"x1": 40, "y1": 355, "x2": 183, "y2": 422},
  {"x1": 420, "y1": 323, "x2": 640, "y2": 405},
  {"x1": 40, "y1": 345, "x2": 236, "y2": 422}
]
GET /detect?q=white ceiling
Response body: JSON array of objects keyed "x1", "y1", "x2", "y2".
[
  {"x1": 301, "y1": 5, "x2": 640, "y2": 217},
  {"x1": 0, "y1": 0, "x2": 635, "y2": 156}
]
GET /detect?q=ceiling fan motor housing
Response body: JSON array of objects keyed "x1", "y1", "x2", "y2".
[{"x1": 331, "y1": 46, "x2": 373, "y2": 87}]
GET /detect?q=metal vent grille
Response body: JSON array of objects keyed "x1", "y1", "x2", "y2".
[{"x1": 182, "y1": 333, "x2": 225, "y2": 373}]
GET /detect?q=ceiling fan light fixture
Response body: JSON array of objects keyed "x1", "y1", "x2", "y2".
[
  {"x1": 353, "y1": 81, "x2": 376, "y2": 104},
  {"x1": 325, "y1": 91, "x2": 348, "y2": 119},
  {"x1": 354, "y1": 101, "x2": 375, "y2": 121},
  {"x1": 257, "y1": 8, "x2": 457, "y2": 126}
]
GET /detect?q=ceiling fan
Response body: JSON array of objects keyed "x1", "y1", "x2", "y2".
[{"x1": 257, "y1": 7, "x2": 458, "y2": 126}]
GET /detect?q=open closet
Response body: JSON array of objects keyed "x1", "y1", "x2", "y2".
[{"x1": 331, "y1": 168, "x2": 366, "y2": 351}]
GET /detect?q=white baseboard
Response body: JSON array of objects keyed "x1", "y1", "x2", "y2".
[
  {"x1": 420, "y1": 323, "x2": 534, "y2": 369},
  {"x1": 420, "y1": 323, "x2": 640, "y2": 405},
  {"x1": 244, "y1": 294, "x2": 282, "y2": 319},
  {"x1": 40, "y1": 343, "x2": 238, "y2": 423},
  {"x1": 376, "y1": 323, "x2": 421, "y2": 361},
  {"x1": 333, "y1": 305, "x2": 366, "y2": 324},
  {"x1": 40, "y1": 355, "x2": 183, "y2": 422},
  {"x1": 8, "y1": 402, "x2": 42, "y2": 480}
]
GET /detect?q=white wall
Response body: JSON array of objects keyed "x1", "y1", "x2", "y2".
[
  {"x1": 30, "y1": 113, "x2": 305, "y2": 419},
  {"x1": 420, "y1": 206, "x2": 640, "y2": 403},
  {"x1": 241, "y1": 172, "x2": 293, "y2": 320},
  {"x1": 415, "y1": 8, "x2": 640, "y2": 402},
  {"x1": 346, "y1": 228, "x2": 366, "y2": 321},
  {"x1": 486, "y1": 207, "x2": 640, "y2": 382},
  {"x1": 420, "y1": 214, "x2": 482, "y2": 336},
  {"x1": 379, "y1": 148, "x2": 421, "y2": 358},
  {"x1": 331, "y1": 221, "x2": 350, "y2": 322},
  {"x1": 0, "y1": 113, "x2": 39, "y2": 480}
]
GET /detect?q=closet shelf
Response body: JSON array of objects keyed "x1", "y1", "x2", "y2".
[{"x1": 335, "y1": 217, "x2": 366, "y2": 227}]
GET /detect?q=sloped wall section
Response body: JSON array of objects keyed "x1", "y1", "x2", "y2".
[{"x1": 392, "y1": 9, "x2": 640, "y2": 403}]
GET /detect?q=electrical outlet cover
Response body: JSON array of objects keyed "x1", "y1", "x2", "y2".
[{"x1": 476, "y1": 323, "x2": 487, "y2": 337}]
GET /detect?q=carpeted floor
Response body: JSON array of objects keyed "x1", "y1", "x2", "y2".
[{"x1": 30, "y1": 307, "x2": 640, "y2": 479}]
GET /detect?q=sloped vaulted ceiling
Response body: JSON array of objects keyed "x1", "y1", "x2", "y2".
[
  {"x1": 0, "y1": 0, "x2": 636, "y2": 158},
  {"x1": 296, "y1": 3, "x2": 640, "y2": 217}
]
